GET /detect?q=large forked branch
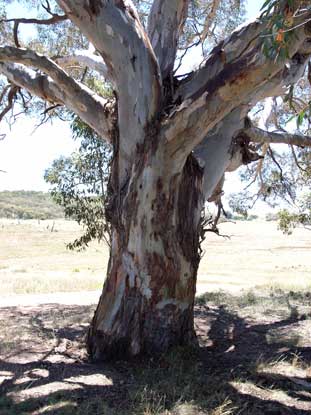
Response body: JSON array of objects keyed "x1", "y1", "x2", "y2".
[
  {"x1": 165, "y1": 15, "x2": 311, "y2": 165},
  {"x1": 148, "y1": 0, "x2": 189, "y2": 80},
  {"x1": 56, "y1": 0, "x2": 162, "y2": 181},
  {"x1": 57, "y1": 0, "x2": 161, "y2": 126},
  {"x1": 0, "y1": 56, "x2": 114, "y2": 141},
  {"x1": 192, "y1": 37, "x2": 311, "y2": 201},
  {"x1": 242, "y1": 126, "x2": 311, "y2": 148}
]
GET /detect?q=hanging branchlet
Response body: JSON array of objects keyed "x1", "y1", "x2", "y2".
[
  {"x1": 0, "y1": 83, "x2": 20, "y2": 124},
  {"x1": 0, "y1": 7, "x2": 67, "y2": 28},
  {"x1": 0, "y1": 0, "x2": 68, "y2": 48},
  {"x1": 199, "y1": 202, "x2": 231, "y2": 255}
]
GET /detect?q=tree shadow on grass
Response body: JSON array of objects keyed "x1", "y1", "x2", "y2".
[
  {"x1": 0, "y1": 303, "x2": 126, "y2": 414},
  {"x1": 0, "y1": 293, "x2": 311, "y2": 414},
  {"x1": 195, "y1": 292, "x2": 311, "y2": 414}
]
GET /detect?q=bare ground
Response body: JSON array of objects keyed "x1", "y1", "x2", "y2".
[{"x1": 0, "y1": 290, "x2": 311, "y2": 415}]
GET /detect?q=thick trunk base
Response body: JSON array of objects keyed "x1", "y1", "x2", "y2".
[
  {"x1": 88, "y1": 153, "x2": 203, "y2": 361},
  {"x1": 87, "y1": 284, "x2": 198, "y2": 360}
]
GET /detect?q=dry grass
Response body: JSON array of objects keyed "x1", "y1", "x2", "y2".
[
  {"x1": 200, "y1": 220, "x2": 311, "y2": 292},
  {"x1": 1, "y1": 218, "x2": 311, "y2": 296},
  {"x1": 0, "y1": 219, "x2": 108, "y2": 295},
  {"x1": 1, "y1": 219, "x2": 311, "y2": 414}
]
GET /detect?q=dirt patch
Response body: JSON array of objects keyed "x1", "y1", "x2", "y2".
[{"x1": 0, "y1": 290, "x2": 311, "y2": 414}]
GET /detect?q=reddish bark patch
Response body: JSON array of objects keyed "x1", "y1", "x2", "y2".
[
  {"x1": 177, "y1": 155, "x2": 203, "y2": 265},
  {"x1": 186, "y1": 47, "x2": 259, "y2": 103},
  {"x1": 147, "y1": 252, "x2": 180, "y2": 305}
]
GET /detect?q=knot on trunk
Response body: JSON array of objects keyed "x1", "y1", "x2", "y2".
[{"x1": 229, "y1": 132, "x2": 263, "y2": 172}]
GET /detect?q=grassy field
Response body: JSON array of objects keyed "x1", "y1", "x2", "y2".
[
  {"x1": 0, "y1": 218, "x2": 311, "y2": 295},
  {"x1": 1, "y1": 218, "x2": 311, "y2": 415},
  {"x1": 0, "y1": 219, "x2": 108, "y2": 295}
]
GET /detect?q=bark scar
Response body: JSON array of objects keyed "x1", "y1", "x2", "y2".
[
  {"x1": 83, "y1": 0, "x2": 103, "y2": 19},
  {"x1": 130, "y1": 55, "x2": 137, "y2": 72}
]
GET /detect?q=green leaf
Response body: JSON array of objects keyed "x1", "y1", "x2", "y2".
[{"x1": 297, "y1": 109, "x2": 307, "y2": 128}]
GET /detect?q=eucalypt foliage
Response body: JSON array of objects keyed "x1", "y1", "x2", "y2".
[
  {"x1": 44, "y1": 117, "x2": 112, "y2": 250},
  {"x1": 278, "y1": 192, "x2": 311, "y2": 234},
  {"x1": 260, "y1": 0, "x2": 309, "y2": 61}
]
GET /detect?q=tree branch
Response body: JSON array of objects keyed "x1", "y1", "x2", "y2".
[
  {"x1": 0, "y1": 62, "x2": 114, "y2": 142},
  {"x1": 194, "y1": 108, "x2": 245, "y2": 200},
  {"x1": 201, "y1": 0, "x2": 221, "y2": 42},
  {"x1": 2, "y1": 13, "x2": 67, "y2": 26},
  {"x1": 0, "y1": 84, "x2": 19, "y2": 122},
  {"x1": 148, "y1": 0, "x2": 189, "y2": 79},
  {"x1": 2, "y1": 6, "x2": 68, "y2": 47},
  {"x1": 0, "y1": 46, "x2": 94, "y2": 95},
  {"x1": 174, "y1": 18, "x2": 264, "y2": 102},
  {"x1": 242, "y1": 126, "x2": 311, "y2": 147},
  {"x1": 56, "y1": 0, "x2": 161, "y2": 124},
  {"x1": 191, "y1": 36, "x2": 311, "y2": 202},
  {"x1": 56, "y1": 0, "x2": 162, "y2": 181},
  {"x1": 55, "y1": 52, "x2": 110, "y2": 81},
  {"x1": 164, "y1": 13, "x2": 311, "y2": 165}
]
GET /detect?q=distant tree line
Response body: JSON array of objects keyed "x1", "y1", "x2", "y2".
[{"x1": 0, "y1": 190, "x2": 64, "y2": 220}]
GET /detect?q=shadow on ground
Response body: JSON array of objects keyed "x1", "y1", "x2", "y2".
[{"x1": 0, "y1": 290, "x2": 311, "y2": 414}]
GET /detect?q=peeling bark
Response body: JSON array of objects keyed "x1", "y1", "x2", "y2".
[
  {"x1": 166, "y1": 16, "x2": 311, "y2": 165},
  {"x1": 87, "y1": 138, "x2": 203, "y2": 359}
]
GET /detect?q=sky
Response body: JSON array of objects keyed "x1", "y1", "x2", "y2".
[
  {"x1": 0, "y1": 0, "x2": 263, "y2": 192},
  {"x1": 247, "y1": 0, "x2": 263, "y2": 19}
]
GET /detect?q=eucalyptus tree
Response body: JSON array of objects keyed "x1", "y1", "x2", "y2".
[{"x1": 1, "y1": 0, "x2": 311, "y2": 361}]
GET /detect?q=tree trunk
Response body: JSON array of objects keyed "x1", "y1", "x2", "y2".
[
  {"x1": 2, "y1": 0, "x2": 311, "y2": 364},
  {"x1": 87, "y1": 137, "x2": 204, "y2": 360}
]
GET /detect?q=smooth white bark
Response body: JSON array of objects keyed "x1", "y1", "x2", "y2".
[
  {"x1": 0, "y1": 61, "x2": 114, "y2": 140},
  {"x1": 243, "y1": 126, "x2": 311, "y2": 147},
  {"x1": 194, "y1": 108, "x2": 245, "y2": 199},
  {"x1": 56, "y1": 0, "x2": 162, "y2": 183},
  {"x1": 56, "y1": 52, "x2": 110, "y2": 80},
  {"x1": 148, "y1": 0, "x2": 189, "y2": 79}
]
